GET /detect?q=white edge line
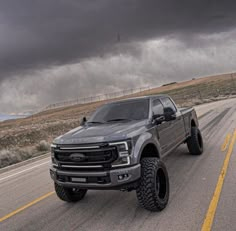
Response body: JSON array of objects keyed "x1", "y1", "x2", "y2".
[
  {"x1": 0, "y1": 161, "x2": 50, "y2": 182},
  {"x1": 0, "y1": 153, "x2": 50, "y2": 174}
]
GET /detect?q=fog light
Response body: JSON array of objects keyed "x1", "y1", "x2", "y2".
[
  {"x1": 118, "y1": 174, "x2": 129, "y2": 181},
  {"x1": 118, "y1": 175, "x2": 124, "y2": 180}
]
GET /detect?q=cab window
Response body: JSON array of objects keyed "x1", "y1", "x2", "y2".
[
  {"x1": 152, "y1": 99, "x2": 164, "y2": 116},
  {"x1": 161, "y1": 97, "x2": 177, "y2": 112}
]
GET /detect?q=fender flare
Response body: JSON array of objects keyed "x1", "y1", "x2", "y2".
[{"x1": 133, "y1": 132, "x2": 161, "y2": 162}]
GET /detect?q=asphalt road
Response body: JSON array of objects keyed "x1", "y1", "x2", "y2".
[{"x1": 1, "y1": 98, "x2": 236, "y2": 231}]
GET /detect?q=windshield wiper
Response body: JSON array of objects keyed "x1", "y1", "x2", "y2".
[{"x1": 106, "y1": 118, "x2": 132, "y2": 122}]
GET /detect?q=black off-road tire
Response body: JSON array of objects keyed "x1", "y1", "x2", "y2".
[
  {"x1": 54, "y1": 183, "x2": 87, "y2": 202},
  {"x1": 187, "y1": 127, "x2": 204, "y2": 155},
  {"x1": 136, "y1": 158, "x2": 169, "y2": 212}
]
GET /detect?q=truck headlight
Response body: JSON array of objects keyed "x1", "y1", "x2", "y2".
[
  {"x1": 50, "y1": 144, "x2": 58, "y2": 167},
  {"x1": 109, "y1": 141, "x2": 132, "y2": 167}
]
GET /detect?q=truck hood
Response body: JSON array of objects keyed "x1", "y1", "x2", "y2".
[{"x1": 54, "y1": 120, "x2": 147, "y2": 145}]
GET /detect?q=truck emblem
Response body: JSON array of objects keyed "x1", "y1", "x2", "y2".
[{"x1": 70, "y1": 153, "x2": 86, "y2": 162}]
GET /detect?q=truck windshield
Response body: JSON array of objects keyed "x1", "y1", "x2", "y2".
[{"x1": 88, "y1": 99, "x2": 149, "y2": 123}]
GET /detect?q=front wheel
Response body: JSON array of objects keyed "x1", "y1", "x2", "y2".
[
  {"x1": 54, "y1": 183, "x2": 87, "y2": 202},
  {"x1": 187, "y1": 127, "x2": 204, "y2": 155},
  {"x1": 136, "y1": 158, "x2": 169, "y2": 212}
]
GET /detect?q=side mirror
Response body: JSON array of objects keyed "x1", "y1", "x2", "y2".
[
  {"x1": 152, "y1": 114, "x2": 165, "y2": 125},
  {"x1": 164, "y1": 107, "x2": 176, "y2": 121},
  {"x1": 80, "y1": 117, "x2": 87, "y2": 126}
]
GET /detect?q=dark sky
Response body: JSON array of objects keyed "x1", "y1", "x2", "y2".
[{"x1": 1, "y1": 0, "x2": 236, "y2": 113}]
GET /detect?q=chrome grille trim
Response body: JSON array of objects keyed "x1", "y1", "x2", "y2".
[
  {"x1": 59, "y1": 146, "x2": 100, "y2": 150},
  {"x1": 61, "y1": 164, "x2": 103, "y2": 168}
]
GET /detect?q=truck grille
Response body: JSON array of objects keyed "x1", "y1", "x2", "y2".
[{"x1": 54, "y1": 145, "x2": 118, "y2": 168}]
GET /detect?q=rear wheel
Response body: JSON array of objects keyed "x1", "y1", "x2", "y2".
[
  {"x1": 54, "y1": 183, "x2": 87, "y2": 202},
  {"x1": 187, "y1": 127, "x2": 204, "y2": 155},
  {"x1": 136, "y1": 158, "x2": 169, "y2": 212}
]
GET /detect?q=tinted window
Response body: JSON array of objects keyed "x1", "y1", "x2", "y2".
[
  {"x1": 161, "y1": 98, "x2": 177, "y2": 112},
  {"x1": 152, "y1": 99, "x2": 164, "y2": 115},
  {"x1": 88, "y1": 99, "x2": 149, "y2": 122}
]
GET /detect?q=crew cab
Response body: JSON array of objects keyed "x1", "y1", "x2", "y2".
[{"x1": 50, "y1": 95, "x2": 204, "y2": 211}]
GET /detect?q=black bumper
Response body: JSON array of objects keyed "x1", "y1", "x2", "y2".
[{"x1": 50, "y1": 164, "x2": 141, "y2": 189}]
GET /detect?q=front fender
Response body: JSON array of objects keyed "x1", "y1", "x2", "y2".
[{"x1": 131, "y1": 131, "x2": 161, "y2": 164}]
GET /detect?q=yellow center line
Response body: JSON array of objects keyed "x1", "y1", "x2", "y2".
[
  {"x1": 221, "y1": 133, "x2": 232, "y2": 152},
  {"x1": 0, "y1": 191, "x2": 55, "y2": 223},
  {"x1": 201, "y1": 129, "x2": 236, "y2": 231}
]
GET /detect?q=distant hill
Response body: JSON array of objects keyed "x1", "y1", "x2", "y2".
[{"x1": 0, "y1": 72, "x2": 236, "y2": 150}]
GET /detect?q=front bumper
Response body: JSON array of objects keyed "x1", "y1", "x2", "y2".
[{"x1": 50, "y1": 164, "x2": 141, "y2": 189}]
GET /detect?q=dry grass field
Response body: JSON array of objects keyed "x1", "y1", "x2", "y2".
[{"x1": 0, "y1": 73, "x2": 235, "y2": 167}]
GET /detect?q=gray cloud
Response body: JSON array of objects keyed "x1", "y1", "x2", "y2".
[
  {"x1": 1, "y1": 0, "x2": 236, "y2": 113},
  {"x1": 1, "y1": 0, "x2": 236, "y2": 80},
  {"x1": 1, "y1": 31, "x2": 236, "y2": 113}
]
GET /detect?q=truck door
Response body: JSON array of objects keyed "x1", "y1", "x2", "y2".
[
  {"x1": 161, "y1": 97, "x2": 186, "y2": 146},
  {"x1": 152, "y1": 99, "x2": 176, "y2": 155}
]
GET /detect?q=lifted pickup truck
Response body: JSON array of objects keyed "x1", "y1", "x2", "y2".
[{"x1": 50, "y1": 95, "x2": 203, "y2": 211}]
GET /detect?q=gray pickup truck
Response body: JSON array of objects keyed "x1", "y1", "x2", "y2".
[{"x1": 50, "y1": 95, "x2": 203, "y2": 211}]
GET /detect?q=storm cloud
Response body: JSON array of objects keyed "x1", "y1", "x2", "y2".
[
  {"x1": 1, "y1": 0, "x2": 236, "y2": 78},
  {"x1": 0, "y1": 0, "x2": 236, "y2": 113}
]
